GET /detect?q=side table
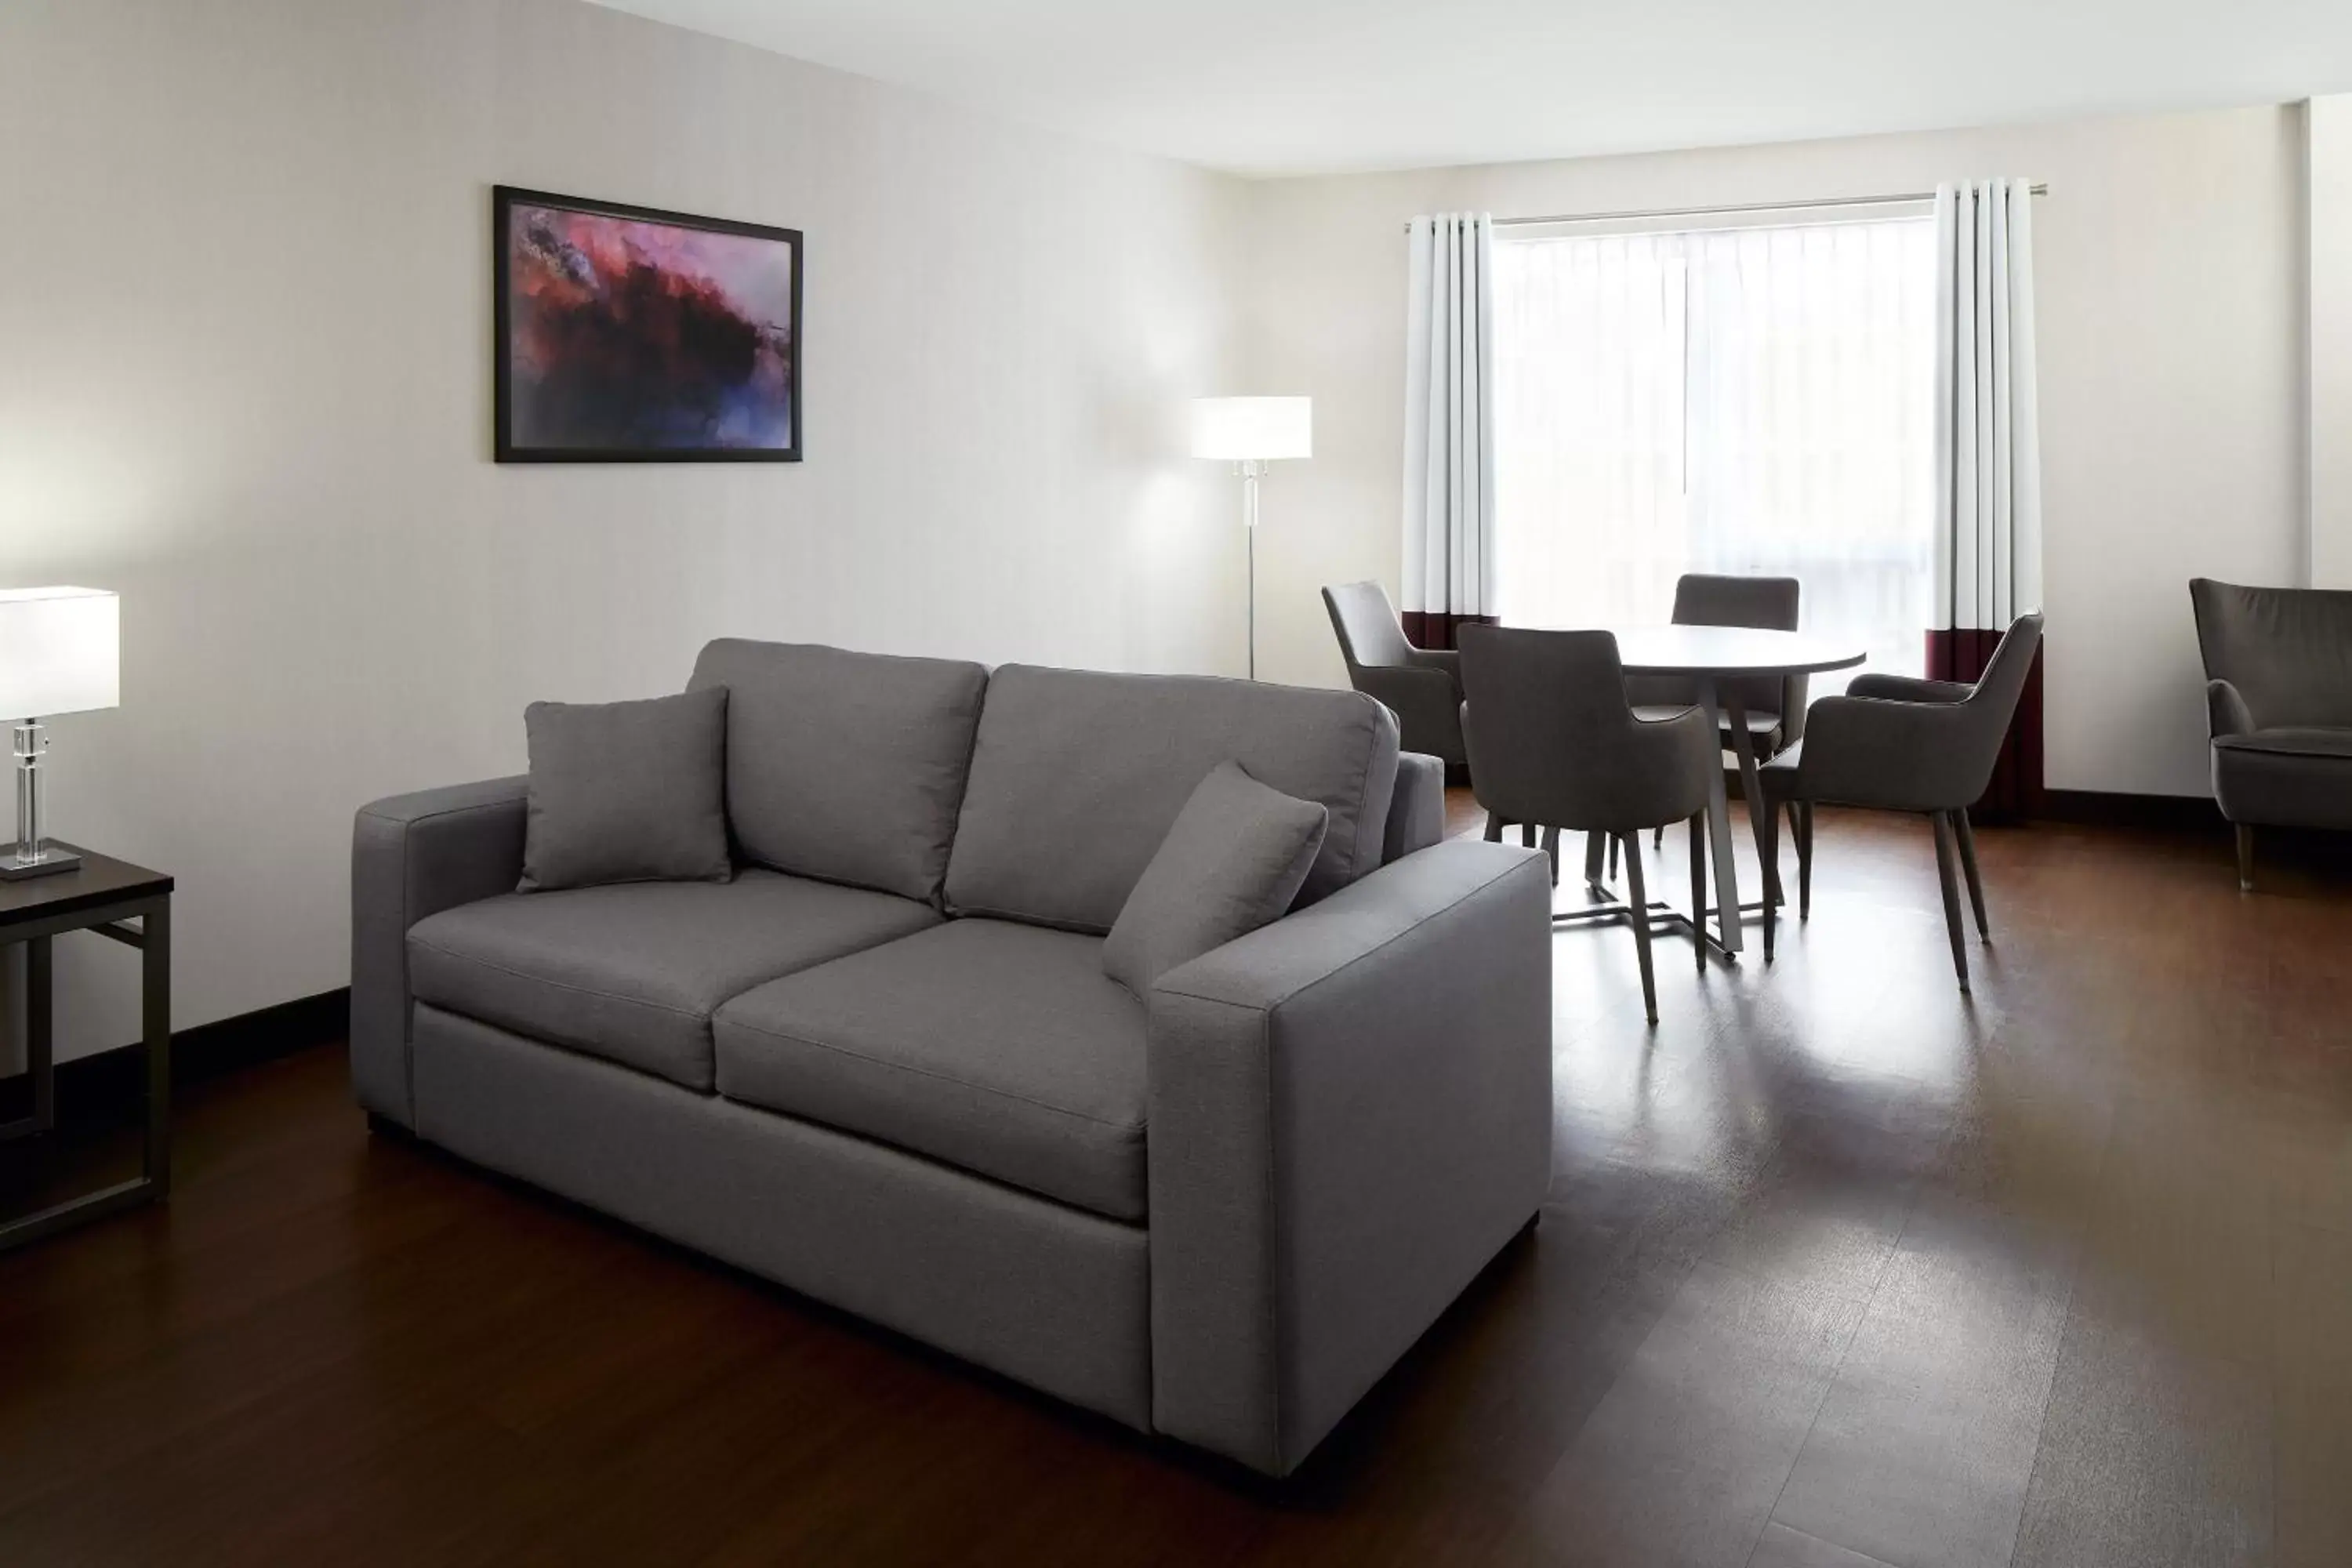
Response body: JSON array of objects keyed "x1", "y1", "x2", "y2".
[{"x1": 0, "y1": 844, "x2": 172, "y2": 1252}]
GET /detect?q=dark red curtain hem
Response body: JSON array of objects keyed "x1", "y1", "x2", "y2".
[
  {"x1": 1401, "y1": 610, "x2": 1495, "y2": 652},
  {"x1": 1926, "y1": 627, "x2": 2045, "y2": 822}
]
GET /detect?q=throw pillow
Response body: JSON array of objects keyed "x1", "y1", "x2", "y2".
[
  {"x1": 520, "y1": 687, "x2": 732, "y2": 892},
  {"x1": 1102, "y1": 760, "x2": 1328, "y2": 996}
]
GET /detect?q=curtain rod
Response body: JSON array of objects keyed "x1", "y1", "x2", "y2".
[{"x1": 1404, "y1": 184, "x2": 2048, "y2": 233}]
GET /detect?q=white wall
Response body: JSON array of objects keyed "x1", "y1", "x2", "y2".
[
  {"x1": 1239, "y1": 105, "x2": 2310, "y2": 798},
  {"x1": 2314, "y1": 95, "x2": 2352, "y2": 589},
  {"x1": 0, "y1": 0, "x2": 1247, "y2": 1061}
]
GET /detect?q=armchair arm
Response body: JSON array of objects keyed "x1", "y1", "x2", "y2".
[
  {"x1": 1405, "y1": 645, "x2": 1461, "y2": 682},
  {"x1": 1796, "y1": 695, "x2": 1984, "y2": 812},
  {"x1": 2206, "y1": 677, "x2": 2257, "y2": 739},
  {"x1": 1145, "y1": 839, "x2": 1553, "y2": 1475},
  {"x1": 350, "y1": 776, "x2": 528, "y2": 1124},
  {"x1": 1846, "y1": 672, "x2": 1973, "y2": 704},
  {"x1": 1353, "y1": 664, "x2": 1465, "y2": 762}
]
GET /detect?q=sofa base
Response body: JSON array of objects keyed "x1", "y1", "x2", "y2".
[{"x1": 405, "y1": 1004, "x2": 1154, "y2": 1431}]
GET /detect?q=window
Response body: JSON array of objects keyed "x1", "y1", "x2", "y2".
[{"x1": 1492, "y1": 211, "x2": 1936, "y2": 681}]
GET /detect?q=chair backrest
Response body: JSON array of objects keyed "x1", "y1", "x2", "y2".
[
  {"x1": 1675, "y1": 573, "x2": 1805, "y2": 729},
  {"x1": 1673, "y1": 574, "x2": 1800, "y2": 633},
  {"x1": 1459, "y1": 624, "x2": 1696, "y2": 830},
  {"x1": 1322, "y1": 581, "x2": 1415, "y2": 675},
  {"x1": 2190, "y1": 579, "x2": 2352, "y2": 729},
  {"x1": 1948, "y1": 612, "x2": 2045, "y2": 800}
]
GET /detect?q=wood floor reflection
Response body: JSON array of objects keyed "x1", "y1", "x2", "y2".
[{"x1": 2, "y1": 797, "x2": 2348, "y2": 1566}]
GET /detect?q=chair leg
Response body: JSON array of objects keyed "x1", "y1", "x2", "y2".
[
  {"x1": 1541, "y1": 826, "x2": 1562, "y2": 887},
  {"x1": 1484, "y1": 811, "x2": 1504, "y2": 844},
  {"x1": 1584, "y1": 829, "x2": 1606, "y2": 887},
  {"x1": 2235, "y1": 822, "x2": 2255, "y2": 893},
  {"x1": 1930, "y1": 811, "x2": 1971, "y2": 993},
  {"x1": 1654, "y1": 825, "x2": 1664, "y2": 851},
  {"x1": 1794, "y1": 800, "x2": 1813, "y2": 920},
  {"x1": 1954, "y1": 808, "x2": 1990, "y2": 938},
  {"x1": 1759, "y1": 797, "x2": 1778, "y2": 964},
  {"x1": 1620, "y1": 831, "x2": 1658, "y2": 1024},
  {"x1": 1687, "y1": 811, "x2": 1708, "y2": 972},
  {"x1": 1607, "y1": 833, "x2": 1620, "y2": 881},
  {"x1": 1521, "y1": 822, "x2": 1537, "y2": 849}
]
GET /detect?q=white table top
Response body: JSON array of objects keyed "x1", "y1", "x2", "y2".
[{"x1": 1600, "y1": 624, "x2": 1867, "y2": 678}]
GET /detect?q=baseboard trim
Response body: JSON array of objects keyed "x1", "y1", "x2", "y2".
[
  {"x1": 2036, "y1": 789, "x2": 2227, "y2": 833},
  {"x1": 2, "y1": 986, "x2": 347, "y2": 1132}
]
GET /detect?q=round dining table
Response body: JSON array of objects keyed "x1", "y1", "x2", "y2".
[{"x1": 1596, "y1": 625, "x2": 1865, "y2": 956}]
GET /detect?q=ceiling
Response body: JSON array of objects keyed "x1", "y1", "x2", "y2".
[{"x1": 586, "y1": 0, "x2": 2352, "y2": 177}]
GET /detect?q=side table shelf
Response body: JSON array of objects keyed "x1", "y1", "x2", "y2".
[{"x1": 0, "y1": 844, "x2": 172, "y2": 1253}]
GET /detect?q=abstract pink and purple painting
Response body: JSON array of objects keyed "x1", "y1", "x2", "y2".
[{"x1": 495, "y1": 188, "x2": 800, "y2": 461}]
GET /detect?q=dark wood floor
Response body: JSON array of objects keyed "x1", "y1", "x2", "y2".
[{"x1": 4, "y1": 798, "x2": 2350, "y2": 1566}]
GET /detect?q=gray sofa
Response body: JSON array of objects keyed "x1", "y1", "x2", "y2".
[
  {"x1": 350, "y1": 640, "x2": 1553, "y2": 1477},
  {"x1": 2190, "y1": 578, "x2": 2352, "y2": 889}
]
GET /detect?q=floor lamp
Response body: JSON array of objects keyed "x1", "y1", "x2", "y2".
[{"x1": 1192, "y1": 397, "x2": 1312, "y2": 681}]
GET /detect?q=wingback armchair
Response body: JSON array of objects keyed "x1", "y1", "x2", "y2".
[
  {"x1": 1323, "y1": 582, "x2": 1468, "y2": 766},
  {"x1": 2190, "y1": 578, "x2": 2352, "y2": 890}
]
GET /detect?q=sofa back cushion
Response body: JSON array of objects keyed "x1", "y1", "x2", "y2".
[
  {"x1": 688, "y1": 640, "x2": 988, "y2": 903},
  {"x1": 945, "y1": 666, "x2": 1400, "y2": 933}
]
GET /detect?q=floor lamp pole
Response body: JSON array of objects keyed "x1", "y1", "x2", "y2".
[{"x1": 1240, "y1": 459, "x2": 1263, "y2": 681}]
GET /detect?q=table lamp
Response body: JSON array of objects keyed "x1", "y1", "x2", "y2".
[
  {"x1": 1192, "y1": 397, "x2": 1311, "y2": 681},
  {"x1": 0, "y1": 586, "x2": 120, "y2": 880}
]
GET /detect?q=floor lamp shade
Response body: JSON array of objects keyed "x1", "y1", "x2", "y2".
[
  {"x1": 1192, "y1": 400, "x2": 1311, "y2": 681},
  {"x1": 1191, "y1": 397, "x2": 1312, "y2": 462},
  {"x1": 0, "y1": 586, "x2": 120, "y2": 719}
]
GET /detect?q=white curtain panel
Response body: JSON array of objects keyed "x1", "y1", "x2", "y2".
[
  {"x1": 1492, "y1": 216, "x2": 1938, "y2": 680},
  {"x1": 1933, "y1": 179, "x2": 2043, "y2": 631},
  {"x1": 1402, "y1": 212, "x2": 1497, "y2": 636}
]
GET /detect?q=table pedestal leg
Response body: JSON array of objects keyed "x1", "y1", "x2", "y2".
[{"x1": 1695, "y1": 676, "x2": 1743, "y2": 956}]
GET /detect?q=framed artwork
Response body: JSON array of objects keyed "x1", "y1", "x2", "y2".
[{"x1": 493, "y1": 185, "x2": 800, "y2": 462}]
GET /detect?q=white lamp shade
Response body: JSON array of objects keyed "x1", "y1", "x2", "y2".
[
  {"x1": 1191, "y1": 397, "x2": 1312, "y2": 461},
  {"x1": 0, "y1": 586, "x2": 120, "y2": 718}
]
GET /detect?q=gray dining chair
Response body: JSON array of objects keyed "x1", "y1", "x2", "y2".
[
  {"x1": 1323, "y1": 581, "x2": 1467, "y2": 767},
  {"x1": 1460, "y1": 624, "x2": 1716, "y2": 1024},
  {"x1": 1759, "y1": 612, "x2": 2045, "y2": 992},
  {"x1": 1632, "y1": 573, "x2": 1807, "y2": 857},
  {"x1": 2190, "y1": 578, "x2": 2352, "y2": 890}
]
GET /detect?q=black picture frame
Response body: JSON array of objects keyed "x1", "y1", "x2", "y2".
[{"x1": 493, "y1": 184, "x2": 803, "y2": 463}]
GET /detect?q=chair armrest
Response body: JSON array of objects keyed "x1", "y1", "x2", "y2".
[
  {"x1": 1846, "y1": 673, "x2": 1973, "y2": 704},
  {"x1": 1355, "y1": 664, "x2": 1465, "y2": 762},
  {"x1": 350, "y1": 776, "x2": 529, "y2": 1124},
  {"x1": 1795, "y1": 695, "x2": 1984, "y2": 812},
  {"x1": 1145, "y1": 839, "x2": 1553, "y2": 1475},
  {"x1": 2206, "y1": 677, "x2": 2257, "y2": 739},
  {"x1": 1405, "y1": 646, "x2": 1461, "y2": 684}
]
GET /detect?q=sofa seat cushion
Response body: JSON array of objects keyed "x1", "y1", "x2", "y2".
[
  {"x1": 2212, "y1": 726, "x2": 2352, "y2": 760},
  {"x1": 713, "y1": 920, "x2": 1149, "y2": 1221},
  {"x1": 408, "y1": 871, "x2": 941, "y2": 1091}
]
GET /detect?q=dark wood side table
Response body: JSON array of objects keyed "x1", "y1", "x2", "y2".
[{"x1": 0, "y1": 845, "x2": 172, "y2": 1252}]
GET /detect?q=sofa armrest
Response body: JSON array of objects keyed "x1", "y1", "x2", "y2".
[
  {"x1": 1382, "y1": 752, "x2": 1446, "y2": 862},
  {"x1": 350, "y1": 776, "x2": 529, "y2": 1124},
  {"x1": 1145, "y1": 839, "x2": 1552, "y2": 1475},
  {"x1": 2206, "y1": 677, "x2": 2257, "y2": 739}
]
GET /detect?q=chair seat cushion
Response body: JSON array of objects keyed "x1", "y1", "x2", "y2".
[
  {"x1": 2212, "y1": 726, "x2": 2352, "y2": 760},
  {"x1": 713, "y1": 920, "x2": 1148, "y2": 1221},
  {"x1": 408, "y1": 871, "x2": 941, "y2": 1091},
  {"x1": 2212, "y1": 729, "x2": 2352, "y2": 829},
  {"x1": 1632, "y1": 703, "x2": 1784, "y2": 739}
]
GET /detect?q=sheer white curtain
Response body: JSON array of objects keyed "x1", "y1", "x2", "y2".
[{"x1": 1493, "y1": 216, "x2": 1937, "y2": 681}]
